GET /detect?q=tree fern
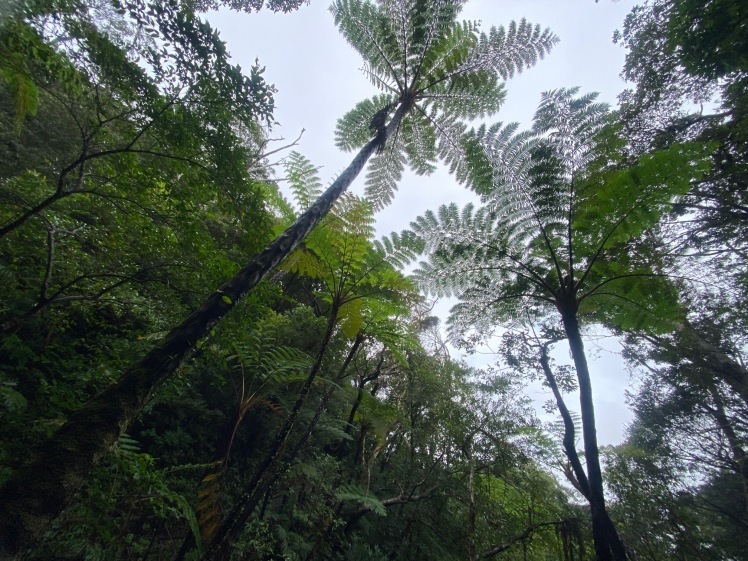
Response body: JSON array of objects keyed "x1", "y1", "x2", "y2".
[
  {"x1": 280, "y1": 154, "x2": 419, "y2": 366},
  {"x1": 413, "y1": 89, "x2": 711, "y2": 335},
  {"x1": 412, "y1": 88, "x2": 712, "y2": 561},
  {"x1": 5, "y1": 2, "x2": 557, "y2": 541},
  {"x1": 331, "y1": 0, "x2": 558, "y2": 209}
]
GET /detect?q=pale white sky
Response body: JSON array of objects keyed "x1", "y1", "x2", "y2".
[{"x1": 210, "y1": 0, "x2": 637, "y2": 446}]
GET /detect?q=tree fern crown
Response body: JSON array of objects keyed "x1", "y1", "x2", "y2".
[
  {"x1": 412, "y1": 88, "x2": 711, "y2": 337},
  {"x1": 330, "y1": 0, "x2": 558, "y2": 210}
]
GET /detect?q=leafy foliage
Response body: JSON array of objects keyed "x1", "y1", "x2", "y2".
[
  {"x1": 280, "y1": 152, "x2": 418, "y2": 349},
  {"x1": 331, "y1": 0, "x2": 557, "y2": 209},
  {"x1": 413, "y1": 89, "x2": 710, "y2": 336},
  {"x1": 185, "y1": 0, "x2": 309, "y2": 13},
  {"x1": 4, "y1": 1, "x2": 746, "y2": 560}
]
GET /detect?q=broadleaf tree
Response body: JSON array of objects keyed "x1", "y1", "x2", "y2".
[
  {"x1": 411, "y1": 88, "x2": 712, "y2": 561},
  {"x1": 0, "y1": 0, "x2": 557, "y2": 549}
]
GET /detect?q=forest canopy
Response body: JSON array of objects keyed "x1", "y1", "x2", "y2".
[{"x1": 0, "y1": 1, "x2": 746, "y2": 560}]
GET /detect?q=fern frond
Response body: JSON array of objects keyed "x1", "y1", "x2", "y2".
[
  {"x1": 412, "y1": 202, "x2": 502, "y2": 297},
  {"x1": 229, "y1": 331, "x2": 313, "y2": 393},
  {"x1": 260, "y1": 181, "x2": 297, "y2": 223},
  {"x1": 282, "y1": 246, "x2": 327, "y2": 279},
  {"x1": 335, "y1": 94, "x2": 397, "y2": 152},
  {"x1": 533, "y1": 88, "x2": 610, "y2": 179},
  {"x1": 331, "y1": 0, "x2": 403, "y2": 87},
  {"x1": 285, "y1": 151, "x2": 324, "y2": 211},
  {"x1": 335, "y1": 483, "x2": 387, "y2": 516},
  {"x1": 361, "y1": 61, "x2": 399, "y2": 92},
  {"x1": 332, "y1": 193, "x2": 377, "y2": 244},
  {"x1": 404, "y1": 0, "x2": 466, "y2": 71},
  {"x1": 417, "y1": 19, "x2": 479, "y2": 83},
  {"x1": 339, "y1": 297, "x2": 364, "y2": 338},
  {"x1": 420, "y1": 73, "x2": 506, "y2": 120},
  {"x1": 372, "y1": 229, "x2": 424, "y2": 268},
  {"x1": 400, "y1": 109, "x2": 438, "y2": 176},
  {"x1": 363, "y1": 139, "x2": 407, "y2": 211},
  {"x1": 360, "y1": 306, "x2": 418, "y2": 365},
  {"x1": 458, "y1": 19, "x2": 558, "y2": 80},
  {"x1": 117, "y1": 433, "x2": 141, "y2": 453},
  {"x1": 196, "y1": 462, "x2": 224, "y2": 545},
  {"x1": 422, "y1": 107, "x2": 471, "y2": 185},
  {"x1": 469, "y1": 121, "x2": 538, "y2": 199}
]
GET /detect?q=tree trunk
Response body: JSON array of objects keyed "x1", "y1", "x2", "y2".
[
  {"x1": 560, "y1": 307, "x2": 628, "y2": 561},
  {"x1": 200, "y1": 307, "x2": 369, "y2": 560},
  {"x1": 538, "y1": 340, "x2": 591, "y2": 499},
  {"x1": 466, "y1": 444, "x2": 477, "y2": 561},
  {"x1": 0, "y1": 104, "x2": 408, "y2": 556}
]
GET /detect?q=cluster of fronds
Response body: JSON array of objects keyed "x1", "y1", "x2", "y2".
[
  {"x1": 411, "y1": 88, "x2": 712, "y2": 336},
  {"x1": 279, "y1": 153, "x2": 419, "y2": 350},
  {"x1": 330, "y1": 0, "x2": 558, "y2": 210}
]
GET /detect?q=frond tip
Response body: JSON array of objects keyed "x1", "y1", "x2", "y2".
[{"x1": 459, "y1": 19, "x2": 558, "y2": 80}]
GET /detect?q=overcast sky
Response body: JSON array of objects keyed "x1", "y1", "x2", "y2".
[{"x1": 210, "y1": 0, "x2": 638, "y2": 446}]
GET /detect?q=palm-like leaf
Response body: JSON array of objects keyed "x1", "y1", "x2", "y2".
[
  {"x1": 533, "y1": 88, "x2": 610, "y2": 179},
  {"x1": 414, "y1": 88, "x2": 711, "y2": 336},
  {"x1": 286, "y1": 151, "x2": 324, "y2": 211},
  {"x1": 331, "y1": 0, "x2": 558, "y2": 209},
  {"x1": 412, "y1": 91, "x2": 612, "y2": 334},
  {"x1": 281, "y1": 153, "x2": 415, "y2": 337}
]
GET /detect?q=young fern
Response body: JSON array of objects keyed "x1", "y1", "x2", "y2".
[{"x1": 196, "y1": 331, "x2": 312, "y2": 546}]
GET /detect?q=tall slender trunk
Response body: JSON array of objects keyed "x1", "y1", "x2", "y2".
[
  {"x1": 708, "y1": 384, "x2": 748, "y2": 509},
  {"x1": 538, "y1": 340, "x2": 591, "y2": 499},
  {"x1": 466, "y1": 443, "x2": 477, "y2": 561},
  {"x1": 0, "y1": 105, "x2": 408, "y2": 556},
  {"x1": 345, "y1": 351, "x2": 383, "y2": 436},
  {"x1": 560, "y1": 306, "x2": 628, "y2": 561},
  {"x1": 199, "y1": 310, "x2": 365, "y2": 561}
]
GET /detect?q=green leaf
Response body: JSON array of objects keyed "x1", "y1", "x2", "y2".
[
  {"x1": 339, "y1": 298, "x2": 364, "y2": 338},
  {"x1": 335, "y1": 484, "x2": 387, "y2": 516}
]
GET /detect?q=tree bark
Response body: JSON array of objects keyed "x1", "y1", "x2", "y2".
[
  {"x1": 538, "y1": 340, "x2": 591, "y2": 500},
  {"x1": 0, "y1": 104, "x2": 408, "y2": 557},
  {"x1": 466, "y1": 442, "x2": 477, "y2": 561},
  {"x1": 560, "y1": 306, "x2": 628, "y2": 561}
]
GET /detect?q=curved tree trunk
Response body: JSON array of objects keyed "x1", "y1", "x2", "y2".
[
  {"x1": 560, "y1": 307, "x2": 628, "y2": 561},
  {"x1": 0, "y1": 104, "x2": 408, "y2": 556},
  {"x1": 539, "y1": 340, "x2": 591, "y2": 499}
]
